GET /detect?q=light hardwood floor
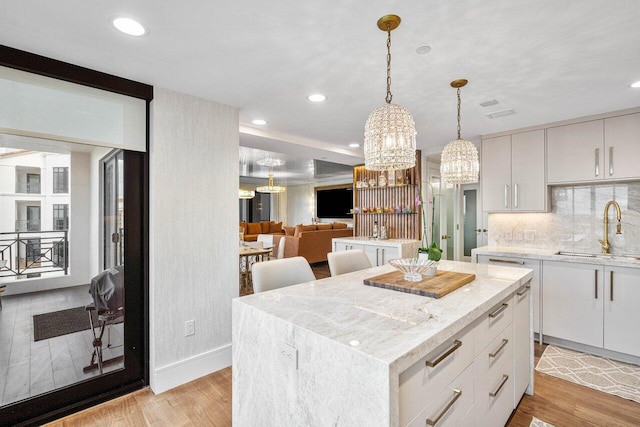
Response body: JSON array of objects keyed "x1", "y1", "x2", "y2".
[{"x1": 44, "y1": 263, "x2": 640, "y2": 426}]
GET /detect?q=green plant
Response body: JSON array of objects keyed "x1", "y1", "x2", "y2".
[{"x1": 418, "y1": 242, "x2": 442, "y2": 261}]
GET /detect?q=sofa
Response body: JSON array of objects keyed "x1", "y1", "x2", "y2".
[
  {"x1": 239, "y1": 221, "x2": 285, "y2": 242},
  {"x1": 273, "y1": 222, "x2": 353, "y2": 264}
]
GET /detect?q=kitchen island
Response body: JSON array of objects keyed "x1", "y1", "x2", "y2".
[{"x1": 232, "y1": 260, "x2": 533, "y2": 426}]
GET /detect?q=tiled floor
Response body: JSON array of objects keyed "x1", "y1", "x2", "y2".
[{"x1": 0, "y1": 285, "x2": 124, "y2": 406}]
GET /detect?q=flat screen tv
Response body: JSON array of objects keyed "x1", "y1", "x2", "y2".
[{"x1": 316, "y1": 187, "x2": 353, "y2": 219}]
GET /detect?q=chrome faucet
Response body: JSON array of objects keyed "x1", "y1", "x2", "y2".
[{"x1": 598, "y1": 200, "x2": 622, "y2": 254}]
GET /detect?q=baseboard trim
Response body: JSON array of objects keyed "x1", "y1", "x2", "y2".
[
  {"x1": 543, "y1": 336, "x2": 640, "y2": 366},
  {"x1": 151, "y1": 343, "x2": 231, "y2": 394}
]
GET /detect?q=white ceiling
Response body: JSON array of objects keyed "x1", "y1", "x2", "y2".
[{"x1": 2, "y1": 1, "x2": 640, "y2": 177}]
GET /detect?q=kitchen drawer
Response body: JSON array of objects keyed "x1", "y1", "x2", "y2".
[
  {"x1": 474, "y1": 322, "x2": 513, "y2": 391},
  {"x1": 406, "y1": 363, "x2": 474, "y2": 427},
  {"x1": 474, "y1": 296, "x2": 513, "y2": 357},
  {"x1": 399, "y1": 325, "x2": 475, "y2": 425},
  {"x1": 473, "y1": 355, "x2": 515, "y2": 427}
]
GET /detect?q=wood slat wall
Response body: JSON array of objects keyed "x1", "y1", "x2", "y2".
[{"x1": 353, "y1": 151, "x2": 422, "y2": 240}]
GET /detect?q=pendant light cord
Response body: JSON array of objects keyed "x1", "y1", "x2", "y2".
[
  {"x1": 385, "y1": 25, "x2": 393, "y2": 104},
  {"x1": 456, "y1": 87, "x2": 462, "y2": 140}
]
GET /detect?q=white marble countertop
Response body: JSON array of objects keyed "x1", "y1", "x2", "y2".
[
  {"x1": 235, "y1": 260, "x2": 532, "y2": 373},
  {"x1": 473, "y1": 245, "x2": 640, "y2": 268}
]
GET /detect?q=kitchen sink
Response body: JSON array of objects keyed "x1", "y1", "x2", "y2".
[{"x1": 555, "y1": 251, "x2": 640, "y2": 261}]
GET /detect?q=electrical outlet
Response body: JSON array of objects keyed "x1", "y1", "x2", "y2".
[
  {"x1": 524, "y1": 230, "x2": 535, "y2": 241},
  {"x1": 504, "y1": 231, "x2": 513, "y2": 240},
  {"x1": 185, "y1": 320, "x2": 195, "y2": 336},
  {"x1": 278, "y1": 341, "x2": 298, "y2": 369}
]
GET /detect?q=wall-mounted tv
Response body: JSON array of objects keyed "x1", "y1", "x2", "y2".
[{"x1": 316, "y1": 187, "x2": 353, "y2": 219}]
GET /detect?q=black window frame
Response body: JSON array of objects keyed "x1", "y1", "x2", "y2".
[
  {"x1": 52, "y1": 203, "x2": 69, "y2": 230},
  {"x1": 52, "y1": 167, "x2": 69, "y2": 193}
]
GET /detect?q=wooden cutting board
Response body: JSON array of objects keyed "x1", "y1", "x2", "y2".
[{"x1": 363, "y1": 270, "x2": 476, "y2": 298}]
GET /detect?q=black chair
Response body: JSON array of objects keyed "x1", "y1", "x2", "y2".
[{"x1": 84, "y1": 265, "x2": 125, "y2": 374}]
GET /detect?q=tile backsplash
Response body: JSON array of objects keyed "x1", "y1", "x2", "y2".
[{"x1": 488, "y1": 182, "x2": 640, "y2": 256}]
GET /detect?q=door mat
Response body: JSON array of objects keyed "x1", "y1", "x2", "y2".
[
  {"x1": 33, "y1": 306, "x2": 97, "y2": 341},
  {"x1": 530, "y1": 416, "x2": 554, "y2": 427},
  {"x1": 536, "y1": 345, "x2": 640, "y2": 403}
]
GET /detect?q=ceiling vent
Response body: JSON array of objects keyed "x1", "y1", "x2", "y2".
[
  {"x1": 486, "y1": 109, "x2": 517, "y2": 119},
  {"x1": 479, "y1": 99, "x2": 499, "y2": 107}
]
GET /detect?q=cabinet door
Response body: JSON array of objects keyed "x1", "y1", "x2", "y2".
[
  {"x1": 481, "y1": 135, "x2": 512, "y2": 212},
  {"x1": 604, "y1": 113, "x2": 640, "y2": 180},
  {"x1": 511, "y1": 130, "x2": 546, "y2": 211},
  {"x1": 364, "y1": 245, "x2": 397, "y2": 266},
  {"x1": 542, "y1": 261, "x2": 604, "y2": 347},
  {"x1": 547, "y1": 120, "x2": 604, "y2": 183},
  {"x1": 604, "y1": 266, "x2": 640, "y2": 357},
  {"x1": 513, "y1": 283, "x2": 532, "y2": 404}
]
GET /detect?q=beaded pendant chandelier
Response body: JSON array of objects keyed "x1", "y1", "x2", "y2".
[
  {"x1": 364, "y1": 15, "x2": 417, "y2": 171},
  {"x1": 256, "y1": 173, "x2": 285, "y2": 193},
  {"x1": 440, "y1": 79, "x2": 479, "y2": 184}
]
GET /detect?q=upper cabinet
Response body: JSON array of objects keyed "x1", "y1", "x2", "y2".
[
  {"x1": 547, "y1": 113, "x2": 640, "y2": 184},
  {"x1": 482, "y1": 129, "x2": 547, "y2": 212},
  {"x1": 604, "y1": 113, "x2": 640, "y2": 180}
]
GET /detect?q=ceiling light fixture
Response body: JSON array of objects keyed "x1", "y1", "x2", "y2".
[
  {"x1": 440, "y1": 79, "x2": 479, "y2": 184},
  {"x1": 416, "y1": 45, "x2": 432, "y2": 54},
  {"x1": 112, "y1": 17, "x2": 146, "y2": 36},
  {"x1": 364, "y1": 14, "x2": 417, "y2": 171},
  {"x1": 308, "y1": 94, "x2": 327, "y2": 102},
  {"x1": 630, "y1": 81, "x2": 640, "y2": 88},
  {"x1": 256, "y1": 156, "x2": 285, "y2": 167},
  {"x1": 256, "y1": 173, "x2": 286, "y2": 193},
  {"x1": 349, "y1": 143, "x2": 361, "y2": 148},
  {"x1": 251, "y1": 119, "x2": 267, "y2": 125},
  {"x1": 239, "y1": 189, "x2": 255, "y2": 199}
]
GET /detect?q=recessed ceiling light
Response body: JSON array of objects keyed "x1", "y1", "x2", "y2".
[
  {"x1": 308, "y1": 94, "x2": 327, "y2": 102},
  {"x1": 349, "y1": 143, "x2": 360, "y2": 148},
  {"x1": 251, "y1": 119, "x2": 267, "y2": 125},
  {"x1": 631, "y1": 81, "x2": 640, "y2": 88},
  {"x1": 112, "y1": 17, "x2": 146, "y2": 36},
  {"x1": 416, "y1": 45, "x2": 431, "y2": 54}
]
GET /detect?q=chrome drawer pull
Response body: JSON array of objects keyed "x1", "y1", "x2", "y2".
[
  {"x1": 516, "y1": 284, "x2": 531, "y2": 296},
  {"x1": 425, "y1": 340, "x2": 462, "y2": 367},
  {"x1": 488, "y1": 258, "x2": 524, "y2": 265},
  {"x1": 488, "y1": 303, "x2": 508, "y2": 318},
  {"x1": 489, "y1": 339, "x2": 509, "y2": 358},
  {"x1": 426, "y1": 389, "x2": 462, "y2": 426},
  {"x1": 595, "y1": 148, "x2": 600, "y2": 177},
  {"x1": 489, "y1": 374, "x2": 509, "y2": 397},
  {"x1": 610, "y1": 270, "x2": 614, "y2": 301}
]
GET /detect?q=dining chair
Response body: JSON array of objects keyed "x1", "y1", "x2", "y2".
[
  {"x1": 275, "y1": 237, "x2": 286, "y2": 259},
  {"x1": 327, "y1": 249, "x2": 372, "y2": 276},
  {"x1": 257, "y1": 234, "x2": 274, "y2": 248},
  {"x1": 252, "y1": 256, "x2": 315, "y2": 293}
]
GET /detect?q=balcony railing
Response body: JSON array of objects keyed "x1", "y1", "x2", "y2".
[{"x1": 0, "y1": 230, "x2": 68, "y2": 278}]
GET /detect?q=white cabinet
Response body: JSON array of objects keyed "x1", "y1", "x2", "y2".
[
  {"x1": 513, "y1": 282, "x2": 532, "y2": 404},
  {"x1": 476, "y1": 255, "x2": 541, "y2": 336},
  {"x1": 548, "y1": 113, "x2": 640, "y2": 184},
  {"x1": 542, "y1": 261, "x2": 604, "y2": 348},
  {"x1": 364, "y1": 245, "x2": 398, "y2": 266},
  {"x1": 604, "y1": 266, "x2": 640, "y2": 357},
  {"x1": 332, "y1": 238, "x2": 419, "y2": 267},
  {"x1": 604, "y1": 113, "x2": 640, "y2": 180},
  {"x1": 400, "y1": 289, "x2": 528, "y2": 427},
  {"x1": 333, "y1": 241, "x2": 363, "y2": 252},
  {"x1": 481, "y1": 130, "x2": 546, "y2": 212},
  {"x1": 547, "y1": 120, "x2": 603, "y2": 183}
]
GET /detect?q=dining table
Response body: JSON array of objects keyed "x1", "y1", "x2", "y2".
[{"x1": 238, "y1": 245, "x2": 272, "y2": 295}]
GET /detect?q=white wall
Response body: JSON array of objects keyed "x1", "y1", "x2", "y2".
[
  {"x1": 149, "y1": 87, "x2": 239, "y2": 393},
  {"x1": 286, "y1": 179, "x2": 354, "y2": 227}
]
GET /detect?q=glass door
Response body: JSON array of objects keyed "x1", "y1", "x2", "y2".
[{"x1": 103, "y1": 150, "x2": 124, "y2": 269}]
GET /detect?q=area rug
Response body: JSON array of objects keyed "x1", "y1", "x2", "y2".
[
  {"x1": 536, "y1": 345, "x2": 640, "y2": 403},
  {"x1": 530, "y1": 416, "x2": 554, "y2": 427},
  {"x1": 33, "y1": 306, "x2": 97, "y2": 341}
]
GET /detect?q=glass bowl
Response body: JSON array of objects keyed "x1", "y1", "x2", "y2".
[{"x1": 389, "y1": 258, "x2": 438, "y2": 282}]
